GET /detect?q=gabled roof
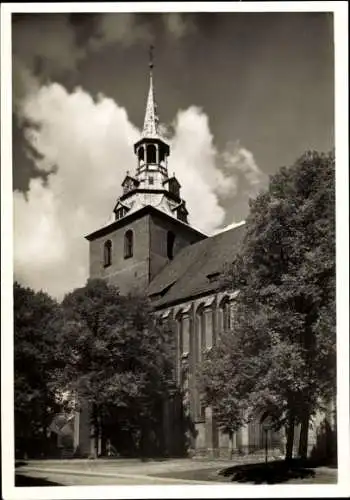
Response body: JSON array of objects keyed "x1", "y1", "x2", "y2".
[
  {"x1": 121, "y1": 175, "x2": 139, "y2": 187},
  {"x1": 148, "y1": 223, "x2": 246, "y2": 308},
  {"x1": 113, "y1": 200, "x2": 130, "y2": 213},
  {"x1": 163, "y1": 176, "x2": 181, "y2": 188}
]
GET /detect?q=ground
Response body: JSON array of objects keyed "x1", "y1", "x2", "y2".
[{"x1": 15, "y1": 457, "x2": 337, "y2": 486}]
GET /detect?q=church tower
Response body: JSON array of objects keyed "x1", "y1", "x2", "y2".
[
  {"x1": 85, "y1": 48, "x2": 206, "y2": 295},
  {"x1": 113, "y1": 46, "x2": 189, "y2": 225}
]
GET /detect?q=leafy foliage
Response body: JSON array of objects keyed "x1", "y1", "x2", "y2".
[
  {"x1": 200, "y1": 150, "x2": 336, "y2": 456},
  {"x1": 57, "y1": 279, "x2": 176, "y2": 454},
  {"x1": 14, "y1": 282, "x2": 64, "y2": 454}
]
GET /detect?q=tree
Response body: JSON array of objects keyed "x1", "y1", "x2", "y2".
[
  {"x1": 57, "y1": 279, "x2": 176, "y2": 457},
  {"x1": 14, "y1": 282, "x2": 64, "y2": 457},
  {"x1": 200, "y1": 150, "x2": 336, "y2": 461},
  {"x1": 199, "y1": 327, "x2": 258, "y2": 457}
]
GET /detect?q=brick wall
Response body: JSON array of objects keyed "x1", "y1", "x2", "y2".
[
  {"x1": 149, "y1": 213, "x2": 204, "y2": 281},
  {"x1": 88, "y1": 211, "x2": 204, "y2": 294},
  {"x1": 89, "y1": 216, "x2": 150, "y2": 295}
]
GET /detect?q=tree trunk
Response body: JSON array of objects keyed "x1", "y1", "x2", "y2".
[
  {"x1": 100, "y1": 421, "x2": 106, "y2": 457},
  {"x1": 100, "y1": 411, "x2": 109, "y2": 457},
  {"x1": 42, "y1": 423, "x2": 48, "y2": 458},
  {"x1": 92, "y1": 404, "x2": 99, "y2": 457},
  {"x1": 42, "y1": 391, "x2": 49, "y2": 457},
  {"x1": 140, "y1": 419, "x2": 148, "y2": 458},
  {"x1": 298, "y1": 408, "x2": 310, "y2": 459},
  {"x1": 285, "y1": 414, "x2": 295, "y2": 462}
]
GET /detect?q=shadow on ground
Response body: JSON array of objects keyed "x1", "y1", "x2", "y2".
[
  {"x1": 15, "y1": 474, "x2": 62, "y2": 486},
  {"x1": 15, "y1": 461, "x2": 28, "y2": 468},
  {"x1": 219, "y1": 458, "x2": 336, "y2": 484}
]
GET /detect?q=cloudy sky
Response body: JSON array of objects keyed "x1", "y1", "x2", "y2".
[{"x1": 11, "y1": 11, "x2": 334, "y2": 300}]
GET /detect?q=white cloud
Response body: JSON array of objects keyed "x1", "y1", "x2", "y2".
[
  {"x1": 14, "y1": 84, "x2": 138, "y2": 299},
  {"x1": 221, "y1": 141, "x2": 268, "y2": 198},
  {"x1": 170, "y1": 106, "x2": 235, "y2": 232},
  {"x1": 14, "y1": 84, "x2": 264, "y2": 299}
]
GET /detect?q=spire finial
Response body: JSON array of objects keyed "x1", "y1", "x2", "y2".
[
  {"x1": 142, "y1": 45, "x2": 159, "y2": 138},
  {"x1": 149, "y1": 44, "x2": 154, "y2": 70}
]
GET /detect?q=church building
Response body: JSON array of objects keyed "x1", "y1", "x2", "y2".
[{"x1": 75, "y1": 54, "x2": 335, "y2": 459}]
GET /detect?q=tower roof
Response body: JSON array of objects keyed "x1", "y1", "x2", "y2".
[{"x1": 142, "y1": 46, "x2": 160, "y2": 139}]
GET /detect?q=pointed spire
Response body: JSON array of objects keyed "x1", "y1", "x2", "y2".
[{"x1": 142, "y1": 45, "x2": 160, "y2": 138}]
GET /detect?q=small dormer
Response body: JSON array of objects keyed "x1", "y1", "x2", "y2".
[
  {"x1": 113, "y1": 201, "x2": 130, "y2": 221},
  {"x1": 122, "y1": 175, "x2": 140, "y2": 195},
  {"x1": 176, "y1": 202, "x2": 188, "y2": 223},
  {"x1": 164, "y1": 176, "x2": 181, "y2": 199}
]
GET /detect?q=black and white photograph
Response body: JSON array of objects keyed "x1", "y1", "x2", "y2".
[{"x1": 1, "y1": 1, "x2": 349, "y2": 498}]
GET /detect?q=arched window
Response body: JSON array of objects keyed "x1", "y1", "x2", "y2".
[
  {"x1": 138, "y1": 146, "x2": 144, "y2": 162},
  {"x1": 195, "y1": 305, "x2": 206, "y2": 365},
  {"x1": 195, "y1": 304, "x2": 206, "y2": 420},
  {"x1": 103, "y1": 240, "x2": 112, "y2": 267},
  {"x1": 200, "y1": 400, "x2": 206, "y2": 420},
  {"x1": 159, "y1": 148, "x2": 165, "y2": 164},
  {"x1": 219, "y1": 296, "x2": 232, "y2": 332},
  {"x1": 147, "y1": 144, "x2": 157, "y2": 164},
  {"x1": 175, "y1": 311, "x2": 183, "y2": 384},
  {"x1": 124, "y1": 230, "x2": 133, "y2": 259},
  {"x1": 167, "y1": 231, "x2": 175, "y2": 260}
]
